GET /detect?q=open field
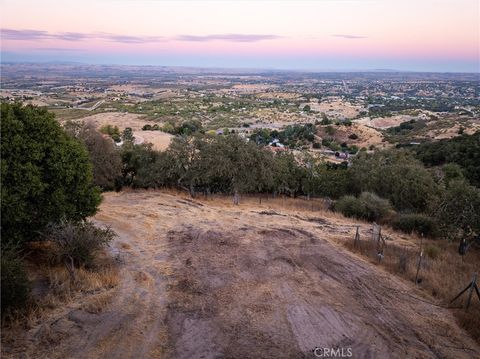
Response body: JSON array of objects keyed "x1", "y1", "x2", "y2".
[
  {"x1": 311, "y1": 99, "x2": 363, "y2": 119},
  {"x1": 355, "y1": 115, "x2": 419, "y2": 129},
  {"x1": 65, "y1": 112, "x2": 154, "y2": 131},
  {"x1": 3, "y1": 190, "x2": 479, "y2": 358},
  {"x1": 53, "y1": 111, "x2": 174, "y2": 150},
  {"x1": 133, "y1": 131, "x2": 174, "y2": 151}
]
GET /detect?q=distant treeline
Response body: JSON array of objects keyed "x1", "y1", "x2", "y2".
[
  {"x1": 120, "y1": 135, "x2": 348, "y2": 201},
  {"x1": 63, "y1": 111, "x2": 480, "y2": 242},
  {"x1": 107, "y1": 133, "x2": 478, "y2": 240},
  {"x1": 366, "y1": 96, "x2": 480, "y2": 117},
  {"x1": 413, "y1": 131, "x2": 480, "y2": 187},
  {"x1": 2, "y1": 103, "x2": 479, "y2": 246}
]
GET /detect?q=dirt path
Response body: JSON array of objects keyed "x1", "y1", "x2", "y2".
[{"x1": 7, "y1": 191, "x2": 480, "y2": 358}]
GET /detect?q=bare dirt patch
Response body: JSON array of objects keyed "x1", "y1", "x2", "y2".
[
  {"x1": 57, "y1": 111, "x2": 173, "y2": 150},
  {"x1": 133, "y1": 130, "x2": 173, "y2": 151},
  {"x1": 3, "y1": 191, "x2": 479, "y2": 358},
  {"x1": 74, "y1": 112, "x2": 154, "y2": 131},
  {"x1": 311, "y1": 99, "x2": 363, "y2": 119},
  {"x1": 317, "y1": 122, "x2": 386, "y2": 149},
  {"x1": 355, "y1": 115, "x2": 416, "y2": 129}
]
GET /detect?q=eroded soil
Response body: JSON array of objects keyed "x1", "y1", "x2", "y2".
[{"x1": 4, "y1": 190, "x2": 480, "y2": 358}]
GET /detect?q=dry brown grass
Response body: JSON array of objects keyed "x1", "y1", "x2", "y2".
[
  {"x1": 2, "y1": 248, "x2": 119, "y2": 334},
  {"x1": 191, "y1": 191, "x2": 329, "y2": 212},
  {"x1": 44, "y1": 265, "x2": 118, "y2": 303},
  {"x1": 342, "y1": 231, "x2": 480, "y2": 342}
]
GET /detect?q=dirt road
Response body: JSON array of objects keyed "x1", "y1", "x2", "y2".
[{"x1": 8, "y1": 191, "x2": 480, "y2": 358}]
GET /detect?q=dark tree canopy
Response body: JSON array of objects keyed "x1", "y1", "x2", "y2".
[
  {"x1": 351, "y1": 150, "x2": 438, "y2": 212},
  {"x1": 414, "y1": 131, "x2": 480, "y2": 187},
  {"x1": 1, "y1": 103, "x2": 101, "y2": 244},
  {"x1": 432, "y1": 179, "x2": 480, "y2": 239},
  {"x1": 64, "y1": 121, "x2": 122, "y2": 191}
]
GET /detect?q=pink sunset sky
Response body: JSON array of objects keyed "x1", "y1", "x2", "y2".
[{"x1": 1, "y1": 0, "x2": 479, "y2": 72}]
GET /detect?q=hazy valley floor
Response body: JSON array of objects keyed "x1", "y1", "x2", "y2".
[{"x1": 4, "y1": 190, "x2": 480, "y2": 358}]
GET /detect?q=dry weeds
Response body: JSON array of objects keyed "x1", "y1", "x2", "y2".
[
  {"x1": 342, "y1": 229, "x2": 480, "y2": 342},
  {"x1": 3, "y1": 190, "x2": 479, "y2": 358},
  {"x1": 1, "y1": 248, "x2": 119, "y2": 358}
]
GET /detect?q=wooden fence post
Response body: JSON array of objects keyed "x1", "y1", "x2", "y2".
[
  {"x1": 354, "y1": 226, "x2": 360, "y2": 249},
  {"x1": 415, "y1": 235, "x2": 424, "y2": 285},
  {"x1": 415, "y1": 251, "x2": 423, "y2": 285}
]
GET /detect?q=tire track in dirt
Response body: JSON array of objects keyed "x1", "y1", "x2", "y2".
[{"x1": 6, "y1": 190, "x2": 480, "y2": 358}]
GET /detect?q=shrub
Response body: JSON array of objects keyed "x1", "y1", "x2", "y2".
[
  {"x1": 122, "y1": 127, "x2": 134, "y2": 143},
  {"x1": 348, "y1": 145, "x2": 359, "y2": 154},
  {"x1": 334, "y1": 195, "x2": 365, "y2": 219},
  {"x1": 99, "y1": 124, "x2": 120, "y2": 137},
  {"x1": 335, "y1": 192, "x2": 392, "y2": 222},
  {"x1": 357, "y1": 192, "x2": 393, "y2": 222},
  {"x1": 162, "y1": 122, "x2": 175, "y2": 133},
  {"x1": 329, "y1": 142, "x2": 341, "y2": 151},
  {"x1": 391, "y1": 213, "x2": 437, "y2": 237},
  {"x1": 325, "y1": 126, "x2": 336, "y2": 135},
  {"x1": 424, "y1": 244, "x2": 441, "y2": 259},
  {"x1": 320, "y1": 113, "x2": 331, "y2": 125},
  {"x1": 1, "y1": 247, "x2": 30, "y2": 315},
  {"x1": 46, "y1": 221, "x2": 116, "y2": 268}
]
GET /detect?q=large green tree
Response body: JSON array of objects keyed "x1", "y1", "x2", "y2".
[
  {"x1": 1, "y1": 103, "x2": 101, "y2": 244},
  {"x1": 200, "y1": 135, "x2": 269, "y2": 203},
  {"x1": 351, "y1": 150, "x2": 439, "y2": 212},
  {"x1": 432, "y1": 179, "x2": 480, "y2": 240}
]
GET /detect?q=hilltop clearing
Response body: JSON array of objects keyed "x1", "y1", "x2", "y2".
[{"x1": 3, "y1": 190, "x2": 479, "y2": 358}]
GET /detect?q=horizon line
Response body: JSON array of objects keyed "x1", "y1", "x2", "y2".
[{"x1": 1, "y1": 60, "x2": 479, "y2": 75}]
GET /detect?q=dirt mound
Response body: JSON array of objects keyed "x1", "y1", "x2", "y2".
[{"x1": 3, "y1": 190, "x2": 479, "y2": 358}]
